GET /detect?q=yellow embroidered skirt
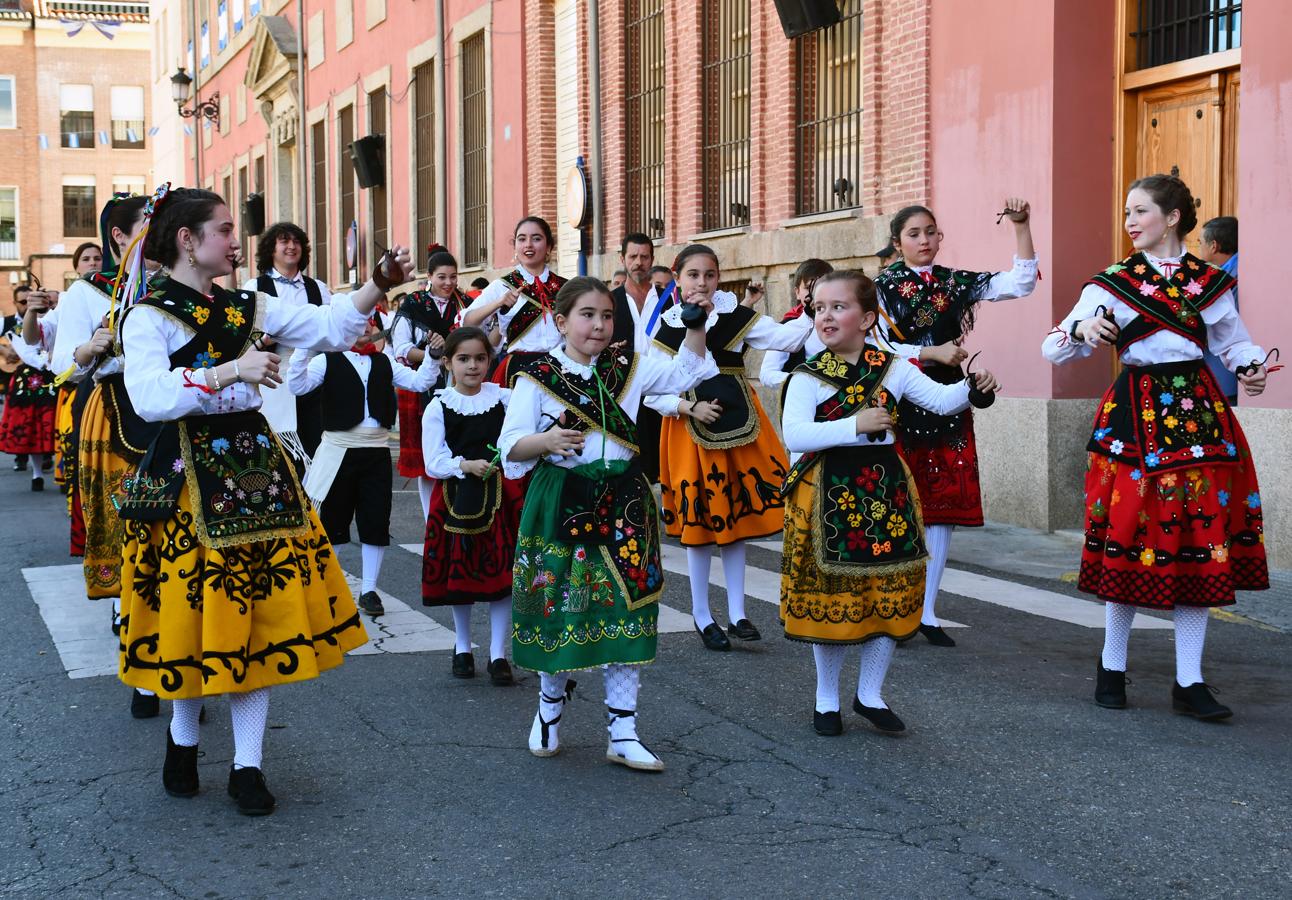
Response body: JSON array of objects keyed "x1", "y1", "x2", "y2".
[
  {"x1": 118, "y1": 484, "x2": 368, "y2": 698},
  {"x1": 779, "y1": 468, "x2": 925, "y2": 645},
  {"x1": 659, "y1": 388, "x2": 789, "y2": 547},
  {"x1": 53, "y1": 384, "x2": 76, "y2": 488},
  {"x1": 77, "y1": 383, "x2": 132, "y2": 598}
]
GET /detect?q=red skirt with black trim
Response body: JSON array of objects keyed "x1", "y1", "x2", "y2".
[
  {"x1": 1078, "y1": 451, "x2": 1268, "y2": 609},
  {"x1": 421, "y1": 475, "x2": 526, "y2": 606},
  {"x1": 396, "y1": 389, "x2": 425, "y2": 478},
  {"x1": 898, "y1": 415, "x2": 983, "y2": 527},
  {"x1": 0, "y1": 397, "x2": 56, "y2": 455}
]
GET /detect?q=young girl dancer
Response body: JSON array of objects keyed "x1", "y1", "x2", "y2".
[
  {"x1": 116, "y1": 186, "x2": 413, "y2": 815},
  {"x1": 394, "y1": 247, "x2": 467, "y2": 519},
  {"x1": 421, "y1": 326, "x2": 524, "y2": 684},
  {"x1": 461, "y1": 217, "x2": 566, "y2": 385},
  {"x1": 1042, "y1": 174, "x2": 1269, "y2": 720},
  {"x1": 0, "y1": 286, "x2": 57, "y2": 490},
  {"x1": 781, "y1": 271, "x2": 998, "y2": 736},
  {"x1": 873, "y1": 197, "x2": 1036, "y2": 647},
  {"x1": 648, "y1": 245, "x2": 812, "y2": 651},
  {"x1": 500, "y1": 276, "x2": 717, "y2": 771},
  {"x1": 759, "y1": 258, "x2": 833, "y2": 390}
]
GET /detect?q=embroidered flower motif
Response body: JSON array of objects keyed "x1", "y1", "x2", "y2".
[
  {"x1": 1104, "y1": 263, "x2": 1127, "y2": 274},
  {"x1": 1217, "y1": 490, "x2": 1230, "y2": 507},
  {"x1": 1141, "y1": 409, "x2": 1156, "y2": 423},
  {"x1": 1193, "y1": 384, "x2": 1207, "y2": 397},
  {"x1": 1133, "y1": 264, "x2": 1147, "y2": 274},
  {"x1": 871, "y1": 540, "x2": 892, "y2": 556},
  {"x1": 886, "y1": 513, "x2": 908, "y2": 537},
  {"x1": 837, "y1": 493, "x2": 857, "y2": 511},
  {"x1": 574, "y1": 547, "x2": 586, "y2": 561},
  {"x1": 1129, "y1": 468, "x2": 1143, "y2": 481},
  {"x1": 1172, "y1": 375, "x2": 1187, "y2": 389},
  {"x1": 192, "y1": 306, "x2": 210, "y2": 325},
  {"x1": 1181, "y1": 398, "x2": 1194, "y2": 411},
  {"x1": 1224, "y1": 441, "x2": 1236, "y2": 456},
  {"x1": 1158, "y1": 392, "x2": 1174, "y2": 406},
  {"x1": 1190, "y1": 445, "x2": 1204, "y2": 458},
  {"x1": 867, "y1": 500, "x2": 888, "y2": 520},
  {"x1": 1212, "y1": 546, "x2": 1229, "y2": 563},
  {"x1": 846, "y1": 529, "x2": 869, "y2": 551},
  {"x1": 1163, "y1": 415, "x2": 1178, "y2": 430},
  {"x1": 1145, "y1": 452, "x2": 1161, "y2": 468},
  {"x1": 1138, "y1": 282, "x2": 1160, "y2": 297},
  {"x1": 1213, "y1": 401, "x2": 1225, "y2": 413},
  {"x1": 931, "y1": 293, "x2": 949, "y2": 312},
  {"x1": 864, "y1": 349, "x2": 886, "y2": 367},
  {"x1": 211, "y1": 437, "x2": 231, "y2": 453},
  {"x1": 1161, "y1": 473, "x2": 1178, "y2": 487},
  {"x1": 225, "y1": 306, "x2": 246, "y2": 327},
  {"x1": 1185, "y1": 420, "x2": 1198, "y2": 433},
  {"x1": 1109, "y1": 439, "x2": 1125, "y2": 455},
  {"x1": 1101, "y1": 401, "x2": 1117, "y2": 416},
  {"x1": 898, "y1": 281, "x2": 919, "y2": 298},
  {"x1": 1110, "y1": 489, "x2": 1122, "y2": 506},
  {"x1": 856, "y1": 467, "x2": 880, "y2": 491},
  {"x1": 255, "y1": 433, "x2": 271, "y2": 448},
  {"x1": 1165, "y1": 286, "x2": 1180, "y2": 298},
  {"x1": 1139, "y1": 549, "x2": 1156, "y2": 566},
  {"x1": 1246, "y1": 492, "x2": 1262, "y2": 509},
  {"x1": 171, "y1": 458, "x2": 185, "y2": 473},
  {"x1": 848, "y1": 512, "x2": 864, "y2": 527},
  {"x1": 1182, "y1": 279, "x2": 1203, "y2": 297}
]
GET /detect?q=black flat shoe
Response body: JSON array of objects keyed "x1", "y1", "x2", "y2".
[
  {"x1": 30, "y1": 477, "x2": 44, "y2": 492},
  {"x1": 1095, "y1": 658, "x2": 1128, "y2": 709},
  {"x1": 110, "y1": 607, "x2": 122, "y2": 637},
  {"x1": 852, "y1": 696, "x2": 906, "y2": 733},
  {"x1": 919, "y1": 624, "x2": 956, "y2": 647},
  {"x1": 695, "y1": 622, "x2": 731, "y2": 652},
  {"x1": 452, "y1": 652, "x2": 476, "y2": 678},
  {"x1": 227, "y1": 766, "x2": 276, "y2": 816},
  {"x1": 162, "y1": 731, "x2": 199, "y2": 798},
  {"x1": 813, "y1": 709, "x2": 843, "y2": 736},
  {"x1": 12, "y1": 457, "x2": 27, "y2": 472},
  {"x1": 131, "y1": 689, "x2": 160, "y2": 719},
  {"x1": 1172, "y1": 681, "x2": 1232, "y2": 721},
  {"x1": 358, "y1": 590, "x2": 385, "y2": 617},
  {"x1": 487, "y1": 658, "x2": 514, "y2": 686},
  {"x1": 727, "y1": 618, "x2": 762, "y2": 641}
]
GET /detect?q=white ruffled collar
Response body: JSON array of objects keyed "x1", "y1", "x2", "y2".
[
  {"x1": 436, "y1": 381, "x2": 506, "y2": 414},
  {"x1": 660, "y1": 290, "x2": 737, "y2": 330}
]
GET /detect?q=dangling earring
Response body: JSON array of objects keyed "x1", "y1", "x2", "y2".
[{"x1": 186, "y1": 246, "x2": 197, "y2": 269}]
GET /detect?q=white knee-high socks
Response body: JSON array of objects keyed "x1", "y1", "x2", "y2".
[
  {"x1": 857, "y1": 638, "x2": 897, "y2": 709},
  {"x1": 169, "y1": 689, "x2": 270, "y2": 769},
  {"x1": 29, "y1": 453, "x2": 44, "y2": 479},
  {"x1": 812, "y1": 645, "x2": 846, "y2": 713},
  {"x1": 360, "y1": 543, "x2": 385, "y2": 594},
  {"x1": 921, "y1": 525, "x2": 953, "y2": 627},
  {"x1": 450, "y1": 600, "x2": 511, "y2": 660},
  {"x1": 1102, "y1": 602, "x2": 1209, "y2": 686},
  {"x1": 1101, "y1": 602, "x2": 1137, "y2": 671},
  {"x1": 451, "y1": 606, "x2": 472, "y2": 654},
  {"x1": 417, "y1": 476, "x2": 434, "y2": 521},
  {"x1": 687, "y1": 541, "x2": 749, "y2": 628}
]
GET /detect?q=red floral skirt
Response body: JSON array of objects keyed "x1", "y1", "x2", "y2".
[
  {"x1": 1078, "y1": 452, "x2": 1268, "y2": 609},
  {"x1": 69, "y1": 483, "x2": 86, "y2": 556},
  {"x1": 898, "y1": 416, "x2": 983, "y2": 527},
  {"x1": 396, "y1": 389, "x2": 426, "y2": 478},
  {"x1": 421, "y1": 475, "x2": 526, "y2": 606},
  {"x1": 0, "y1": 398, "x2": 56, "y2": 455}
]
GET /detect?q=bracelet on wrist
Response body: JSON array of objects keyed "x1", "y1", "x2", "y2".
[
  {"x1": 1068, "y1": 320, "x2": 1083, "y2": 342},
  {"x1": 233, "y1": 360, "x2": 241, "y2": 384}
]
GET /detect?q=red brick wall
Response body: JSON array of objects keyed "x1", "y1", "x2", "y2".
[
  {"x1": 753, "y1": 2, "x2": 797, "y2": 231},
  {"x1": 862, "y1": 0, "x2": 932, "y2": 215},
  {"x1": 667, "y1": 1, "x2": 704, "y2": 242},
  {"x1": 523, "y1": 0, "x2": 558, "y2": 228},
  {"x1": 599, "y1": 0, "x2": 628, "y2": 255}
]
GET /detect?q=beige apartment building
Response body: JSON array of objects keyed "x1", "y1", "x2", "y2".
[{"x1": 0, "y1": 0, "x2": 150, "y2": 308}]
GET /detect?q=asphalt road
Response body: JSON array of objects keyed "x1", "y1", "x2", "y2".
[{"x1": 1, "y1": 461, "x2": 1289, "y2": 899}]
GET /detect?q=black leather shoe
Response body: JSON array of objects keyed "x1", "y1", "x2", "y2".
[
  {"x1": 853, "y1": 696, "x2": 906, "y2": 733},
  {"x1": 162, "y1": 731, "x2": 199, "y2": 798},
  {"x1": 813, "y1": 709, "x2": 843, "y2": 736},
  {"x1": 727, "y1": 618, "x2": 762, "y2": 641},
  {"x1": 358, "y1": 591, "x2": 384, "y2": 617},
  {"x1": 1172, "y1": 681, "x2": 1232, "y2": 721},
  {"x1": 41, "y1": 456, "x2": 52, "y2": 471},
  {"x1": 695, "y1": 622, "x2": 731, "y2": 652},
  {"x1": 198, "y1": 704, "x2": 207, "y2": 724},
  {"x1": 12, "y1": 456, "x2": 26, "y2": 472},
  {"x1": 919, "y1": 624, "x2": 956, "y2": 647},
  {"x1": 227, "y1": 766, "x2": 276, "y2": 816},
  {"x1": 30, "y1": 476, "x2": 44, "y2": 492},
  {"x1": 487, "y1": 658, "x2": 514, "y2": 686},
  {"x1": 131, "y1": 689, "x2": 160, "y2": 719},
  {"x1": 452, "y1": 652, "x2": 476, "y2": 678},
  {"x1": 1095, "y1": 658, "x2": 1127, "y2": 709}
]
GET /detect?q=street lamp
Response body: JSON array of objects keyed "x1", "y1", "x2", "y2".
[{"x1": 171, "y1": 68, "x2": 220, "y2": 127}]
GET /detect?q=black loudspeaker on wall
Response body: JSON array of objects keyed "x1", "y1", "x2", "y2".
[
  {"x1": 349, "y1": 134, "x2": 386, "y2": 189},
  {"x1": 242, "y1": 192, "x2": 265, "y2": 236},
  {"x1": 772, "y1": 0, "x2": 842, "y2": 38}
]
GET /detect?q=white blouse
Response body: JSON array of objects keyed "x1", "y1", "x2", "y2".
[
  {"x1": 9, "y1": 314, "x2": 53, "y2": 370},
  {"x1": 51, "y1": 279, "x2": 122, "y2": 381},
  {"x1": 421, "y1": 382, "x2": 509, "y2": 479},
  {"x1": 390, "y1": 311, "x2": 446, "y2": 387},
  {"x1": 1041, "y1": 252, "x2": 1261, "y2": 370},
  {"x1": 781, "y1": 353, "x2": 971, "y2": 464},
  {"x1": 499, "y1": 343, "x2": 718, "y2": 480},
  {"x1": 462, "y1": 267, "x2": 562, "y2": 353},
  {"x1": 760, "y1": 318, "x2": 826, "y2": 388},
  {"x1": 286, "y1": 344, "x2": 437, "y2": 429},
  {"x1": 121, "y1": 288, "x2": 371, "y2": 423},
  {"x1": 645, "y1": 291, "x2": 813, "y2": 416},
  {"x1": 881, "y1": 256, "x2": 1040, "y2": 359}
]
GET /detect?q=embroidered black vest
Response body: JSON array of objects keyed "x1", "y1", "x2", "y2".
[
  {"x1": 653, "y1": 304, "x2": 761, "y2": 449},
  {"x1": 256, "y1": 272, "x2": 324, "y2": 306},
  {"x1": 874, "y1": 262, "x2": 994, "y2": 347},
  {"x1": 513, "y1": 350, "x2": 640, "y2": 452},
  {"x1": 439, "y1": 399, "x2": 507, "y2": 534},
  {"x1": 501, "y1": 270, "x2": 567, "y2": 345},
  {"x1": 321, "y1": 351, "x2": 396, "y2": 431},
  {"x1": 610, "y1": 285, "x2": 639, "y2": 350}
]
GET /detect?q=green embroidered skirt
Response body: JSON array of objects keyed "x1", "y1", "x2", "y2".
[{"x1": 511, "y1": 459, "x2": 662, "y2": 673}]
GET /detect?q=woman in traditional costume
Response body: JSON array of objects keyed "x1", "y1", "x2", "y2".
[
  {"x1": 781, "y1": 271, "x2": 997, "y2": 736},
  {"x1": 648, "y1": 244, "x2": 812, "y2": 651},
  {"x1": 1042, "y1": 174, "x2": 1269, "y2": 720},
  {"x1": 116, "y1": 186, "x2": 413, "y2": 814},
  {"x1": 500, "y1": 276, "x2": 717, "y2": 771},
  {"x1": 0, "y1": 286, "x2": 57, "y2": 490},
  {"x1": 421, "y1": 326, "x2": 524, "y2": 684}
]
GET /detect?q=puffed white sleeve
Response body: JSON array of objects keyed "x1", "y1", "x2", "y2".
[
  {"x1": 642, "y1": 341, "x2": 685, "y2": 417},
  {"x1": 11, "y1": 330, "x2": 49, "y2": 368},
  {"x1": 259, "y1": 291, "x2": 369, "y2": 351},
  {"x1": 759, "y1": 349, "x2": 790, "y2": 387},
  {"x1": 742, "y1": 311, "x2": 814, "y2": 352},
  {"x1": 498, "y1": 375, "x2": 547, "y2": 479},
  {"x1": 1042, "y1": 284, "x2": 1107, "y2": 366},
  {"x1": 284, "y1": 347, "x2": 325, "y2": 395},
  {"x1": 637, "y1": 344, "x2": 719, "y2": 398},
  {"x1": 121, "y1": 307, "x2": 257, "y2": 421},
  {"x1": 980, "y1": 256, "x2": 1040, "y2": 301},
  {"x1": 463, "y1": 280, "x2": 506, "y2": 328},
  {"x1": 391, "y1": 316, "x2": 418, "y2": 364},
  {"x1": 886, "y1": 356, "x2": 971, "y2": 415},
  {"x1": 422, "y1": 399, "x2": 463, "y2": 479},
  {"x1": 781, "y1": 374, "x2": 856, "y2": 453},
  {"x1": 51, "y1": 290, "x2": 95, "y2": 379},
  {"x1": 1201, "y1": 291, "x2": 1263, "y2": 372},
  {"x1": 391, "y1": 349, "x2": 437, "y2": 392}
]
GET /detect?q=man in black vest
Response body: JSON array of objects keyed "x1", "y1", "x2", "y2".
[
  {"x1": 609, "y1": 233, "x2": 671, "y2": 481},
  {"x1": 242, "y1": 222, "x2": 332, "y2": 459},
  {"x1": 286, "y1": 318, "x2": 436, "y2": 617}
]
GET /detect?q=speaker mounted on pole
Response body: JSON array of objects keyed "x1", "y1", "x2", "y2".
[
  {"x1": 242, "y1": 192, "x2": 265, "y2": 236},
  {"x1": 349, "y1": 134, "x2": 386, "y2": 189},
  {"x1": 772, "y1": 0, "x2": 842, "y2": 39}
]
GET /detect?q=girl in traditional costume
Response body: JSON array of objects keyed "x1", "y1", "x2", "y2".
[
  {"x1": 1042, "y1": 174, "x2": 1269, "y2": 720},
  {"x1": 117, "y1": 186, "x2": 413, "y2": 814},
  {"x1": 422, "y1": 326, "x2": 525, "y2": 684},
  {"x1": 648, "y1": 245, "x2": 812, "y2": 651},
  {"x1": 0, "y1": 286, "x2": 57, "y2": 490},
  {"x1": 394, "y1": 246, "x2": 468, "y2": 519},
  {"x1": 461, "y1": 217, "x2": 566, "y2": 385},
  {"x1": 759, "y1": 258, "x2": 833, "y2": 392},
  {"x1": 500, "y1": 276, "x2": 717, "y2": 771},
  {"x1": 873, "y1": 198, "x2": 1036, "y2": 647},
  {"x1": 781, "y1": 271, "x2": 998, "y2": 736}
]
